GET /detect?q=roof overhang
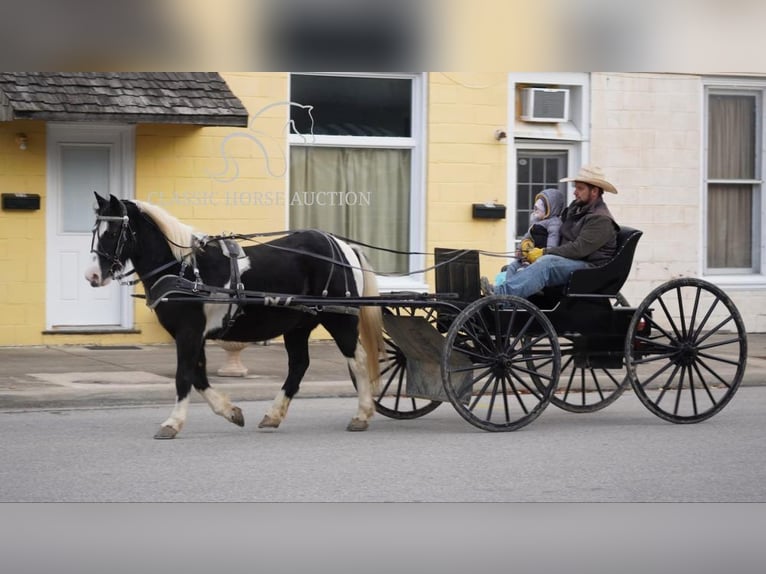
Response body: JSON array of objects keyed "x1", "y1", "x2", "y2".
[{"x1": 0, "y1": 72, "x2": 249, "y2": 127}]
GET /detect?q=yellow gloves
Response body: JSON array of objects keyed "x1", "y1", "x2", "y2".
[
  {"x1": 520, "y1": 238, "x2": 535, "y2": 253},
  {"x1": 525, "y1": 247, "x2": 544, "y2": 263}
]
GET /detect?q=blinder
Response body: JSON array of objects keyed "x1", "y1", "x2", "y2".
[{"x1": 90, "y1": 201, "x2": 134, "y2": 280}]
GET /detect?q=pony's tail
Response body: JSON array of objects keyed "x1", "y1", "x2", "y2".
[{"x1": 354, "y1": 248, "x2": 385, "y2": 392}]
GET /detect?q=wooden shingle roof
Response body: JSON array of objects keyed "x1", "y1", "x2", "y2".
[{"x1": 0, "y1": 72, "x2": 249, "y2": 126}]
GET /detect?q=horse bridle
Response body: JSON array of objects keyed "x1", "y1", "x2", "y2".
[{"x1": 90, "y1": 203, "x2": 134, "y2": 279}]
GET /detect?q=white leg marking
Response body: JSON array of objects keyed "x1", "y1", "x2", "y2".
[
  {"x1": 199, "y1": 387, "x2": 233, "y2": 417},
  {"x1": 264, "y1": 390, "x2": 292, "y2": 424},
  {"x1": 198, "y1": 388, "x2": 244, "y2": 427},
  {"x1": 160, "y1": 396, "x2": 190, "y2": 432},
  {"x1": 348, "y1": 345, "x2": 374, "y2": 422}
]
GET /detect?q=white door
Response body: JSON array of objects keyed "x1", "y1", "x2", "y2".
[{"x1": 46, "y1": 124, "x2": 135, "y2": 330}]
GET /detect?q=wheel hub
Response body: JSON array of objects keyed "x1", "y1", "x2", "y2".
[{"x1": 673, "y1": 339, "x2": 698, "y2": 367}]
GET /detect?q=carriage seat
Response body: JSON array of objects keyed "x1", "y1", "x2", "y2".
[{"x1": 547, "y1": 226, "x2": 643, "y2": 299}]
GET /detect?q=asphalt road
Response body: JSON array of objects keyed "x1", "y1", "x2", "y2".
[{"x1": 2, "y1": 387, "x2": 765, "y2": 502}]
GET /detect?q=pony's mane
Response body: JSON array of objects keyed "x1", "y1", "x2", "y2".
[{"x1": 132, "y1": 200, "x2": 198, "y2": 261}]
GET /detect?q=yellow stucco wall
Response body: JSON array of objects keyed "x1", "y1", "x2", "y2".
[
  {"x1": 1, "y1": 72, "x2": 511, "y2": 346},
  {"x1": 0, "y1": 121, "x2": 47, "y2": 346},
  {"x1": 426, "y1": 73, "x2": 509, "y2": 283}
]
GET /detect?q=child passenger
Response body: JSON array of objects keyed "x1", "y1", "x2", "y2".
[{"x1": 485, "y1": 187, "x2": 566, "y2": 294}]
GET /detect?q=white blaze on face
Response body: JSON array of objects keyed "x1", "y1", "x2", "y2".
[
  {"x1": 84, "y1": 254, "x2": 108, "y2": 287},
  {"x1": 84, "y1": 220, "x2": 112, "y2": 287}
]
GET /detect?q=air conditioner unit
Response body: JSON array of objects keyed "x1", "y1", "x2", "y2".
[{"x1": 520, "y1": 88, "x2": 570, "y2": 123}]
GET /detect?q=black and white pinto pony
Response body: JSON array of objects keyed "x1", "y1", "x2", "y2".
[{"x1": 85, "y1": 193, "x2": 384, "y2": 439}]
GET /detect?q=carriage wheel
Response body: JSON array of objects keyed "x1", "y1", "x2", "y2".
[
  {"x1": 441, "y1": 295, "x2": 560, "y2": 431},
  {"x1": 548, "y1": 342, "x2": 630, "y2": 413},
  {"x1": 625, "y1": 278, "x2": 747, "y2": 423},
  {"x1": 351, "y1": 306, "x2": 441, "y2": 419}
]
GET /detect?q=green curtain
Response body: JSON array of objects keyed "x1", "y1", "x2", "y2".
[{"x1": 289, "y1": 146, "x2": 410, "y2": 274}]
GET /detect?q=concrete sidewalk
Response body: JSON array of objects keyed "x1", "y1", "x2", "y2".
[
  {"x1": 0, "y1": 340, "x2": 358, "y2": 410},
  {"x1": 2, "y1": 334, "x2": 766, "y2": 411}
]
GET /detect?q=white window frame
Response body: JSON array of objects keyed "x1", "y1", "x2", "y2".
[
  {"x1": 287, "y1": 72, "x2": 427, "y2": 292},
  {"x1": 702, "y1": 78, "x2": 766, "y2": 289},
  {"x1": 507, "y1": 73, "x2": 590, "y2": 251},
  {"x1": 511, "y1": 141, "x2": 580, "y2": 239}
]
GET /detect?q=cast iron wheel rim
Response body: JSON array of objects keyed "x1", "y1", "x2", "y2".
[
  {"x1": 367, "y1": 306, "x2": 441, "y2": 419},
  {"x1": 548, "y1": 342, "x2": 630, "y2": 413},
  {"x1": 625, "y1": 278, "x2": 747, "y2": 423},
  {"x1": 441, "y1": 295, "x2": 560, "y2": 431}
]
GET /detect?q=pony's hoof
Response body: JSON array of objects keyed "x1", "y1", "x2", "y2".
[
  {"x1": 346, "y1": 418, "x2": 369, "y2": 432},
  {"x1": 258, "y1": 415, "x2": 281, "y2": 429},
  {"x1": 229, "y1": 406, "x2": 245, "y2": 427},
  {"x1": 154, "y1": 426, "x2": 178, "y2": 440}
]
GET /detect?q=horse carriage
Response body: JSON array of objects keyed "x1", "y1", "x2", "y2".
[{"x1": 88, "y1": 194, "x2": 748, "y2": 437}]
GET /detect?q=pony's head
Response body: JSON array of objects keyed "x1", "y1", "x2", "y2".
[{"x1": 85, "y1": 192, "x2": 136, "y2": 287}]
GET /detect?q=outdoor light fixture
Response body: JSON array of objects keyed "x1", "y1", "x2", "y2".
[{"x1": 15, "y1": 133, "x2": 28, "y2": 151}]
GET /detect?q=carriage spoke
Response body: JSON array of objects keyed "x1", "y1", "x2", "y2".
[
  {"x1": 485, "y1": 376, "x2": 501, "y2": 421},
  {"x1": 505, "y1": 371, "x2": 533, "y2": 414},
  {"x1": 676, "y1": 287, "x2": 688, "y2": 338},
  {"x1": 630, "y1": 350, "x2": 678, "y2": 365},
  {"x1": 658, "y1": 295, "x2": 684, "y2": 341},
  {"x1": 696, "y1": 351, "x2": 740, "y2": 367},
  {"x1": 468, "y1": 373, "x2": 496, "y2": 413},
  {"x1": 687, "y1": 286, "x2": 702, "y2": 340},
  {"x1": 691, "y1": 360, "x2": 720, "y2": 406},
  {"x1": 507, "y1": 367, "x2": 545, "y2": 402},
  {"x1": 589, "y1": 368, "x2": 607, "y2": 401},
  {"x1": 654, "y1": 363, "x2": 682, "y2": 406},
  {"x1": 690, "y1": 298, "x2": 720, "y2": 341},
  {"x1": 694, "y1": 357, "x2": 733, "y2": 389},
  {"x1": 673, "y1": 364, "x2": 686, "y2": 415},
  {"x1": 695, "y1": 336, "x2": 743, "y2": 352},
  {"x1": 687, "y1": 365, "x2": 699, "y2": 416},
  {"x1": 500, "y1": 374, "x2": 512, "y2": 423},
  {"x1": 639, "y1": 359, "x2": 678, "y2": 391}
]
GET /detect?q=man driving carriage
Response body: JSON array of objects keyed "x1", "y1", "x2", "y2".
[{"x1": 484, "y1": 164, "x2": 619, "y2": 298}]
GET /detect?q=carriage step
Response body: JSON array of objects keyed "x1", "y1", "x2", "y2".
[{"x1": 383, "y1": 315, "x2": 472, "y2": 403}]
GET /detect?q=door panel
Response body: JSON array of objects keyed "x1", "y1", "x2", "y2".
[{"x1": 46, "y1": 125, "x2": 134, "y2": 330}]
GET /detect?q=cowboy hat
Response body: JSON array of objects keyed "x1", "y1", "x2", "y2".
[{"x1": 560, "y1": 164, "x2": 618, "y2": 194}]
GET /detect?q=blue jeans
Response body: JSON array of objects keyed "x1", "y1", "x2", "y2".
[
  {"x1": 494, "y1": 255, "x2": 590, "y2": 298},
  {"x1": 495, "y1": 259, "x2": 525, "y2": 286}
]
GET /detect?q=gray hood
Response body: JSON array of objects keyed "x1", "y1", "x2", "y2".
[{"x1": 535, "y1": 188, "x2": 566, "y2": 218}]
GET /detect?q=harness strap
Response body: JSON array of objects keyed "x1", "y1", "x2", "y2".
[
  {"x1": 145, "y1": 275, "x2": 361, "y2": 317},
  {"x1": 218, "y1": 238, "x2": 248, "y2": 336}
]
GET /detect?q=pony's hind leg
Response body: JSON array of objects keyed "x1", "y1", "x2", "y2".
[
  {"x1": 324, "y1": 315, "x2": 375, "y2": 431},
  {"x1": 345, "y1": 342, "x2": 374, "y2": 431},
  {"x1": 194, "y1": 344, "x2": 245, "y2": 428},
  {"x1": 258, "y1": 327, "x2": 312, "y2": 429}
]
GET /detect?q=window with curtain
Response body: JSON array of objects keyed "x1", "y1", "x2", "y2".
[
  {"x1": 706, "y1": 92, "x2": 760, "y2": 272},
  {"x1": 288, "y1": 74, "x2": 418, "y2": 274}
]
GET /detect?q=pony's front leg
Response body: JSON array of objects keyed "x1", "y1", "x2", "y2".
[
  {"x1": 194, "y1": 344, "x2": 244, "y2": 428},
  {"x1": 154, "y1": 335, "x2": 203, "y2": 439},
  {"x1": 155, "y1": 349, "x2": 195, "y2": 439},
  {"x1": 258, "y1": 328, "x2": 311, "y2": 429}
]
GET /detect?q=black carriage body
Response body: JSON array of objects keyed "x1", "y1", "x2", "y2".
[{"x1": 435, "y1": 227, "x2": 645, "y2": 366}]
